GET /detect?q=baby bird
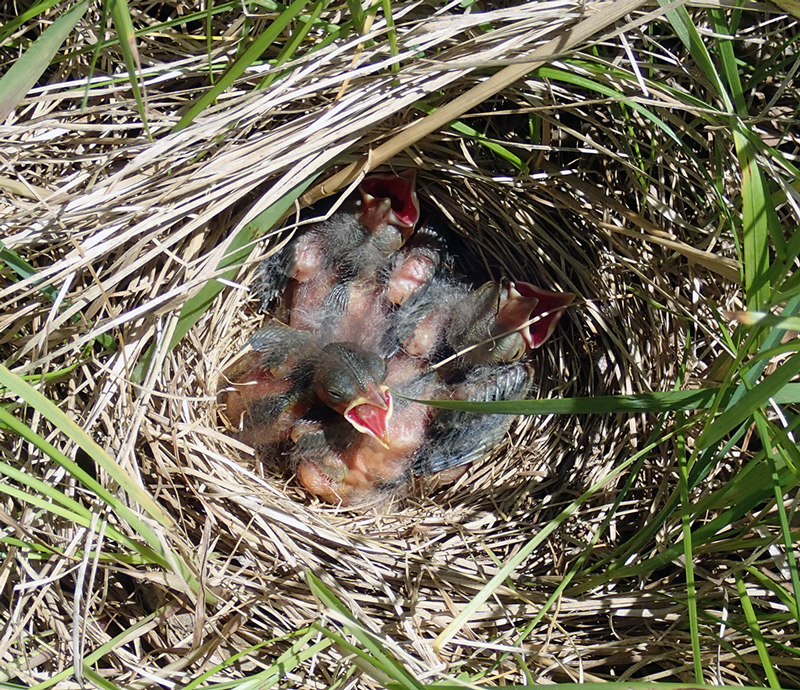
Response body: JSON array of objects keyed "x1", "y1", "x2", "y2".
[
  {"x1": 293, "y1": 357, "x2": 533, "y2": 505},
  {"x1": 231, "y1": 169, "x2": 578, "y2": 508},
  {"x1": 291, "y1": 355, "x2": 443, "y2": 506},
  {"x1": 220, "y1": 322, "x2": 392, "y2": 448},
  {"x1": 257, "y1": 171, "x2": 420, "y2": 330},
  {"x1": 352, "y1": 170, "x2": 420, "y2": 266},
  {"x1": 293, "y1": 171, "x2": 423, "y2": 345},
  {"x1": 447, "y1": 281, "x2": 575, "y2": 367}
]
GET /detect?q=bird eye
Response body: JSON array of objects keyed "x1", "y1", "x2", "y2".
[
  {"x1": 325, "y1": 387, "x2": 345, "y2": 402},
  {"x1": 494, "y1": 338, "x2": 526, "y2": 363},
  {"x1": 509, "y1": 342, "x2": 526, "y2": 362}
]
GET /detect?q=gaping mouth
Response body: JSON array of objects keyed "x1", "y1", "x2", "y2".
[
  {"x1": 344, "y1": 386, "x2": 394, "y2": 448},
  {"x1": 505, "y1": 281, "x2": 576, "y2": 349},
  {"x1": 358, "y1": 170, "x2": 420, "y2": 234}
]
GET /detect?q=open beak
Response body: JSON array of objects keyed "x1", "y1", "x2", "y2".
[
  {"x1": 343, "y1": 385, "x2": 393, "y2": 448},
  {"x1": 497, "y1": 285, "x2": 539, "y2": 349},
  {"x1": 358, "y1": 170, "x2": 419, "y2": 240},
  {"x1": 506, "y1": 282, "x2": 575, "y2": 349}
]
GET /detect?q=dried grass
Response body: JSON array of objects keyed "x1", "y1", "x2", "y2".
[{"x1": 2, "y1": 0, "x2": 797, "y2": 687}]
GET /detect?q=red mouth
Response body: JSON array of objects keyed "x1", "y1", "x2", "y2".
[
  {"x1": 358, "y1": 171, "x2": 420, "y2": 233},
  {"x1": 344, "y1": 388, "x2": 393, "y2": 448},
  {"x1": 507, "y1": 282, "x2": 575, "y2": 349}
]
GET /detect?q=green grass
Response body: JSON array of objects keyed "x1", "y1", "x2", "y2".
[{"x1": 2, "y1": 0, "x2": 799, "y2": 687}]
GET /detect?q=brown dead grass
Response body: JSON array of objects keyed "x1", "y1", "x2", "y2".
[{"x1": 3, "y1": 0, "x2": 794, "y2": 686}]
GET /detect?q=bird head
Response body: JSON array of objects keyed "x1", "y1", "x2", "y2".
[
  {"x1": 504, "y1": 281, "x2": 575, "y2": 350},
  {"x1": 449, "y1": 281, "x2": 575, "y2": 364},
  {"x1": 357, "y1": 170, "x2": 420, "y2": 244},
  {"x1": 315, "y1": 343, "x2": 393, "y2": 448},
  {"x1": 447, "y1": 282, "x2": 524, "y2": 364}
]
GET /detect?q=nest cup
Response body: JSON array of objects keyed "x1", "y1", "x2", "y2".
[
  {"x1": 206, "y1": 165, "x2": 656, "y2": 510},
  {"x1": 180, "y1": 150, "x2": 695, "y2": 673},
  {"x1": 217, "y1": 171, "x2": 563, "y2": 511}
]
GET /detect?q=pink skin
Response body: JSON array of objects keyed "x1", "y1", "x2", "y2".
[
  {"x1": 386, "y1": 250, "x2": 438, "y2": 306},
  {"x1": 221, "y1": 362, "x2": 307, "y2": 447},
  {"x1": 323, "y1": 281, "x2": 390, "y2": 351},
  {"x1": 222, "y1": 366, "x2": 284, "y2": 430},
  {"x1": 294, "y1": 356, "x2": 440, "y2": 507},
  {"x1": 291, "y1": 233, "x2": 326, "y2": 282},
  {"x1": 403, "y1": 305, "x2": 454, "y2": 359},
  {"x1": 221, "y1": 336, "x2": 312, "y2": 435},
  {"x1": 296, "y1": 456, "x2": 349, "y2": 504},
  {"x1": 293, "y1": 419, "x2": 350, "y2": 504},
  {"x1": 281, "y1": 231, "x2": 337, "y2": 327},
  {"x1": 288, "y1": 272, "x2": 340, "y2": 332},
  {"x1": 223, "y1": 333, "x2": 393, "y2": 455}
]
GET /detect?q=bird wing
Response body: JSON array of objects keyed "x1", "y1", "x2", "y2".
[
  {"x1": 256, "y1": 241, "x2": 298, "y2": 310},
  {"x1": 413, "y1": 362, "x2": 532, "y2": 476},
  {"x1": 248, "y1": 321, "x2": 315, "y2": 374}
]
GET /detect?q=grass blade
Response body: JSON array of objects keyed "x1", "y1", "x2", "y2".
[
  {"x1": 736, "y1": 572, "x2": 781, "y2": 689},
  {"x1": 108, "y1": 0, "x2": 151, "y2": 138},
  {"x1": 678, "y1": 411, "x2": 703, "y2": 682},
  {"x1": 0, "y1": 0, "x2": 89, "y2": 121},
  {"x1": 412, "y1": 384, "x2": 800, "y2": 415},
  {"x1": 0, "y1": 364, "x2": 172, "y2": 528},
  {"x1": 174, "y1": 0, "x2": 312, "y2": 131},
  {"x1": 308, "y1": 572, "x2": 423, "y2": 690},
  {"x1": 697, "y1": 354, "x2": 800, "y2": 449}
]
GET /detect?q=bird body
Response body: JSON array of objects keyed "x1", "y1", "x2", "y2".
[
  {"x1": 220, "y1": 322, "x2": 393, "y2": 448},
  {"x1": 258, "y1": 172, "x2": 420, "y2": 334},
  {"x1": 387, "y1": 274, "x2": 470, "y2": 360},
  {"x1": 413, "y1": 361, "x2": 533, "y2": 477},
  {"x1": 311, "y1": 223, "x2": 447, "y2": 351},
  {"x1": 383, "y1": 225, "x2": 444, "y2": 306}
]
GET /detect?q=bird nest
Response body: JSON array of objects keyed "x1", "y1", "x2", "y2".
[{"x1": 1, "y1": 0, "x2": 776, "y2": 686}]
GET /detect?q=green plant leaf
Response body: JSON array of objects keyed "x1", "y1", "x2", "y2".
[
  {"x1": 0, "y1": 0, "x2": 90, "y2": 122},
  {"x1": 698, "y1": 354, "x2": 800, "y2": 449},
  {"x1": 174, "y1": 0, "x2": 313, "y2": 131},
  {"x1": 409, "y1": 384, "x2": 800, "y2": 415},
  {"x1": 0, "y1": 241, "x2": 59, "y2": 301},
  {"x1": 0, "y1": 364, "x2": 173, "y2": 528},
  {"x1": 308, "y1": 572, "x2": 423, "y2": 690},
  {"x1": 108, "y1": 0, "x2": 151, "y2": 138}
]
